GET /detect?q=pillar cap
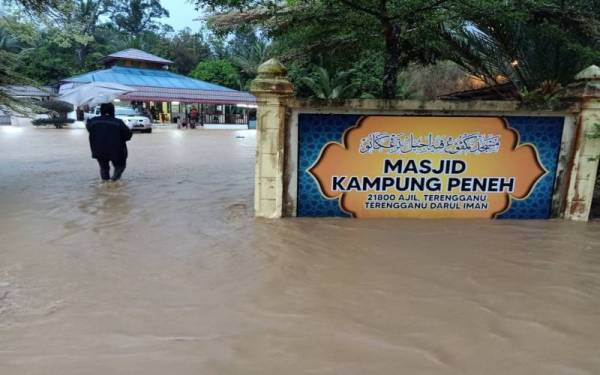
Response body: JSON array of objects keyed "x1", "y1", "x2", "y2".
[
  {"x1": 250, "y1": 59, "x2": 294, "y2": 97},
  {"x1": 575, "y1": 65, "x2": 600, "y2": 81},
  {"x1": 256, "y1": 58, "x2": 288, "y2": 76},
  {"x1": 563, "y1": 65, "x2": 600, "y2": 99}
]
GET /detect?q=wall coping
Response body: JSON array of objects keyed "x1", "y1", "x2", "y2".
[{"x1": 288, "y1": 99, "x2": 580, "y2": 115}]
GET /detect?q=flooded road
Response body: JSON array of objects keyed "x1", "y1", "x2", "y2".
[{"x1": 1, "y1": 127, "x2": 600, "y2": 375}]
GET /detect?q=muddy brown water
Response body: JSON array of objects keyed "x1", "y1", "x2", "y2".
[{"x1": 1, "y1": 127, "x2": 600, "y2": 375}]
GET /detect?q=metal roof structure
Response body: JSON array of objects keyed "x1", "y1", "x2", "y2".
[
  {"x1": 61, "y1": 66, "x2": 256, "y2": 105},
  {"x1": 100, "y1": 48, "x2": 173, "y2": 65}
]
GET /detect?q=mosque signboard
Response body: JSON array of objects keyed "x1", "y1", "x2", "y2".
[{"x1": 296, "y1": 115, "x2": 564, "y2": 219}]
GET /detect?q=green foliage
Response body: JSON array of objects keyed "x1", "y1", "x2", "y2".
[
  {"x1": 197, "y1": 0, "x2": 452, "y2": 98},
  {"x1": 0, "y1": 16, "x2": 39, "y2": 111},
  {"x1": 197, "y1": 0, "x2": 600, "y2": 100},
  {"x1": 113, "y1": 0, "x2": 169, "y2": 35},
  {"x1": 190, "y1": 59, "x2": 241, "y2": 89},
  {"x1": 231, "y1": 38, "x2": 271, "y2": 76},
  {"x1": 300, "y1": 67, "x2": 356, "y2": 99},
  {"x1": 0, "y1": 50, "x2": 28, "y2": 110},
  {"x1": 3, "y1": 0, "x2": 599, "y2": 108},
  {"x1": 31, "y1": 117, "x2": 76, "y2": 128},
  {"x1": 33, "y1": 99, "x2": 75, "y2": 128},
  {"x1": 39, "y1": 99, "x2": 73, "y2": 114},
  {"x1": 443, "y1": 0, "x2": 600, "y2": 92},
  {"x1": 147, "y1": 28, "x2": 212, "y2": 75},
  {"x1": 1, "y1": 0, "x2": 185, "y2": 93},
  {"x1": 349, "y1": 51, "x2": 385, "y2": 98}
]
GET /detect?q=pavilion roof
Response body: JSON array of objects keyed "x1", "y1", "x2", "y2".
[
  {"x1": 100, "y1": 48, "x2": 173, "y2": 65},
  {"x1": 61, "y1": 66, "x2": 256, "y2": 104}
]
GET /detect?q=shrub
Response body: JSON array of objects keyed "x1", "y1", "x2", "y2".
[
  {"x1": 32, "y1": 117, "x2": 75, "y2": 128},
  {"x1": 39, "y1": 99, "x2": 73, "y2": 114},
  {"x1": 34, "y1": 99, "x2": 73, "y2": 128}
]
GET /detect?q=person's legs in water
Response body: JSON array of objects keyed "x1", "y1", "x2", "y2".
[
  {"x1": 111, "y1": 160, "x2": 126, "y2": 181},
  {"x1": 97, "y1": 159, "x2": 110, "y2": 181}
]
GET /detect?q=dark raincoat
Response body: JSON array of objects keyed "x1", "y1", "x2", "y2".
[{"x1": 86, "y1": 116, "x2": 132, "y2": 165}]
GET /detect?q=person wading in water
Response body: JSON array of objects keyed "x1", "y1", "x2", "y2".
[{"x1": 86, "y1": 102, "x2": 132, "y2": 181}]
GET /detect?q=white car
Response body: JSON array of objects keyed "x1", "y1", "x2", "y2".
[
  {"x1": 115, "y1": 107, "x2": 152, "y2": 133},
  {"x1": 85, "y1": 106, "x2": 152, "y2": 133}
]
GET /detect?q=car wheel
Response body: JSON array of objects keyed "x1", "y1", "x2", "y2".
[{"x1": 145, "y1": 128, "x2": 152, "y2": 133}]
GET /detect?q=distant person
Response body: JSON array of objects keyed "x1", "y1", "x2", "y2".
[
  {"x1": 86, "y1": 102, "x2": 132, "y2": 181},
  {"x1": 189, "y1": 106, "x2": 199, "y2": 128},
  {"x1": 143, "y1": 108, "x2": 153, "y2": 121}
]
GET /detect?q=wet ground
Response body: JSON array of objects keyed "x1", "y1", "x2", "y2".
[{"x1": 1, "y1": 127, "x2": 600, "y2": 375}]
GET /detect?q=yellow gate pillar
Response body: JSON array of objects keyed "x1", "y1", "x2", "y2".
[
  {"x1": 250, "y1": 59, "x2": 294, "y2": 218},
  {"x1": 564, "y1": 65, "x2": 600, "y2": 221}
]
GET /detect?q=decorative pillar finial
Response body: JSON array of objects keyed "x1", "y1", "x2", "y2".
[{"x1": 250, "y1": 59, "x2": 294, "y2": 97}]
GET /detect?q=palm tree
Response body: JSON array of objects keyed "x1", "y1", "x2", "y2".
[
  {"x1": 443, "y1": 1, "x2": 599, "y2": 96},
  {"x1": 231, "y1": 39, "x2": 272, "y2": 77},
  {"x1": 301, "y1": 67, "x2": 356, "y2": 99}
]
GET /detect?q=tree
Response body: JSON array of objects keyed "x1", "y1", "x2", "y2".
[
  {"x1": 324, "y1": 0, "x2": 449, "y2": 99},
  {"x1": 200, "y1": 0, "x2": 600, "y2": 100},
  {"x1": 300, "y1": 67, "x2": 356, "y2": 99},
  {"x1": 152, "y1": 28, "x2": 212, "y2": 75},
  {"x1": 113, "y1": 0, "x2": 169, "y2": 36},
  {"x1": 223, "y1": 27, "x2": 273, "y2": 89},
  {"x1": 69, "y1": 0, "x2": 114, "y2": 65},
  {"x1": 231, "y1": 38, "x2": 271, "y2": 76},
  {"x1": 8, "y1": 0, "x2": 64, "y2": 17},
  {"x1": 443, "y1": 0, "x2": 600, "y2": 93},
  {"x1": 1, "y1": 13, "x2": 83, "y2": 83},
  {"x1": 190, "y1": 59, "x2": 241, "y2": 89},
  {"x1": 32, "y1": 100, "x2": 76, "y2": 128},
  {"x1": 0, "y1": 16, "x2": 38, "y2": 110},
  {"x1": 198, "y1": 0, "x2": 452, "y2": 98}
]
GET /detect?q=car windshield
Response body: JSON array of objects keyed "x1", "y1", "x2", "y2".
[{"x1": 115, "y1": 107, "x2": 141, "y2": 116}]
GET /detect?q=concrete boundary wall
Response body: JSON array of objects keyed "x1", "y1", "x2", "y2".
[
  {"x1": 250, "y1": 61, "x2": 600, "y2": 221},
  {"x1": 285, "y1": 102, "x2": 579, "y2": 219}
]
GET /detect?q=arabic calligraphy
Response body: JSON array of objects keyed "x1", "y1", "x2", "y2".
[{"x1": 359, "y1": 132, "x2": 501, "y2": 155}]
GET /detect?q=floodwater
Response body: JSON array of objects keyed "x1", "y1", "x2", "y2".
[{"x1": 1, "y1": 127, "x2": 600, "y2": 375}]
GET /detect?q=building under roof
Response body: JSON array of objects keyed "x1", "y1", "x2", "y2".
[
  {"x1": 61, "y1": 48, "x2": 255, "y2": 105},
  {"x1": 61, "y1": 65, "x2": 255, "y2": 105},
  {"x1": 59, "y1": 48, "x2": 255, "y2": 126}
]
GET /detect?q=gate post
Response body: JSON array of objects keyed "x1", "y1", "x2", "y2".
[
  {"x1": 564, "y1": 65, "x2": 600, "y2": 221},
  {"x1": 250, "y1": 59, "x2": 294, "y2": 218}
]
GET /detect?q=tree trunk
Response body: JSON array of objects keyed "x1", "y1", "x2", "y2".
[{"x1": 382, "y1": 20, "x2": 401, "y2": 99}]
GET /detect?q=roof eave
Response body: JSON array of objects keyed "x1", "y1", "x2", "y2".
[{"x1": 99, "y1": 56, "x2": 173, "y2": 65}]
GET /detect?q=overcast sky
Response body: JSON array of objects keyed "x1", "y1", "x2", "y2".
[{"x1": 160, "y1": 0, "x2": 204, "y2": 32}]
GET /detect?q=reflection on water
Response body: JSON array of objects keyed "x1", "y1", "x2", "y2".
[{"x1": 1, "y1": 128, "x2": 600, "y2": 375}]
